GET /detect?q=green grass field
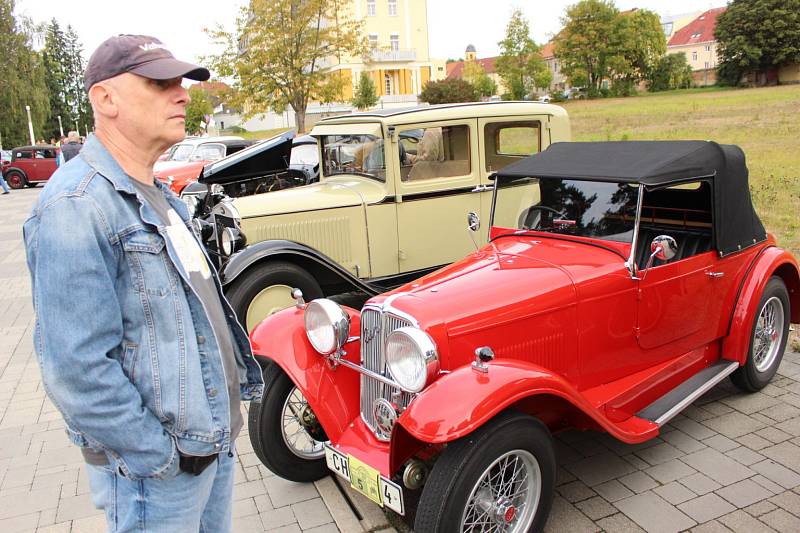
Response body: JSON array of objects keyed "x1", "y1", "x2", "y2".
[{"x1": 563, "y1": 85, "x2": 800, "y2": 256}]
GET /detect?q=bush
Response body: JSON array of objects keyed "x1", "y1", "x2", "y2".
[
  {"x1": 648, "y1": 54, "x2": 693, "y2": 92},
  {"x1": 225, "y1": 125, "x2": 246, "y2": 133},
  {"x1": 419, "y1": 78, "x2": 478, "y2": 104}
]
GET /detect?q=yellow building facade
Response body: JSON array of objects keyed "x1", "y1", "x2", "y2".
[{"x1": 332, "y1": 0, "x2": 446, "y2": 105}]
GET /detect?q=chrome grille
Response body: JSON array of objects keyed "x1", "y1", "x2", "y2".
[{"x1": 360, "y1": 307, "x2": 413, "y2": 437}]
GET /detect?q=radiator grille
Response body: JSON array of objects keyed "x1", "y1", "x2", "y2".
[{"x1": 360, "y1": 307, "x2": 413, "y2": 438}]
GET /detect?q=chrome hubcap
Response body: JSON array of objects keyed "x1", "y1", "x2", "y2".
[
  {"x1": 460, "y1": 449, "x2": 541, "y2": 532},
  {"x1": 280, "y1": 387, "x2": 326, "y2": 459},
  {"x1": 753, "y1": 296, "x2": 784, "y2": 373}
]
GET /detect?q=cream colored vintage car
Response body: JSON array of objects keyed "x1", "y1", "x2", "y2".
[{"x1": 193, "y1": 102, "x2": 571, "y2": 332}]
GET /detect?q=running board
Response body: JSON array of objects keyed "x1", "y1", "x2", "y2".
[{"x1": 637, "y1": 361, "x2": 739, "y2": 426}]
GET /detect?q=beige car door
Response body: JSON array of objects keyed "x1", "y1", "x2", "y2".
[
  {"x1": 477, "y1": 116, "x2": 549, "y2": 237},
  {"x1": 393, "y1": 119, "x2": 481, "y2": 273}
]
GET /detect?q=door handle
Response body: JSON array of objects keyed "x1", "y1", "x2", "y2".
[
  {"x1": 706, "y1": 271, "x2": 724, "y2": 278},
  {"x1": 471, "y1": 185, "x2": 489, "y2": 193}
]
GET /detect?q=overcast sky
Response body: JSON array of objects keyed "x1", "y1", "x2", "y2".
[{"x1": 15, "y1": 0, "x2": 727, "y2": 69}]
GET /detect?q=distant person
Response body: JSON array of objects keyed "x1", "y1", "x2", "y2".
[
  {"x1": 23, "y1": 34, "x2": 263, "y2": 533},
  {"x1": 60, "y1": 130, "x2": 83, "y2": 162},
  {"x1": 0, "y1": 166, "x2": 10, "y2": 194}
]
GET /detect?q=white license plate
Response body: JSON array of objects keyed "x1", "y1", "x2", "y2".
[{"x1": 324, "y1": 445, "x2": 404, "y2": 515}]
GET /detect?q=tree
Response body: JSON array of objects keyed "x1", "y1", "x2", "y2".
[
  {"x1": 419, "y1": 78, "x2": 477, "y2": 104},
  {"x1": 615, "y1": 9, "x2": 666, "y2": 91},
  {"x1": 554, "y1": 0, "x2": 621, "y2": 93},
  {"x1": 647, "y1": 53, "x2": 693, "y2": 91},
  {"x1": 185, "y1": 86, "x2": 214, "y2": 134},
  {"x1": 495, "y1": 9, "x2": 551, "y2": 99},
  {"x1": 462, "y1": 61, "x2": 496, "y2": 97},
  {"x1": 64, "y1": 25, "x2": 93, "y2": 134},
  {"x1": 41, "y1": 19, "x2": 71, "y2": 140},
  {"x1": 0, "y1": 0, "x2": 50, "y2": 147},
  {"x1": 351, "y1": 71, "x2": 378, "y2": 110},
  {"x1": 206, "y1": 0, "x2": 367, "y2": 132},
  {"x1": 715, "y1": 0, "x2": 800, "y2": 85}
]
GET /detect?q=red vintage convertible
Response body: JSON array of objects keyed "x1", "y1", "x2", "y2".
[{"x1": 247, "y1": 141, "x2": 798, "y2": 532}]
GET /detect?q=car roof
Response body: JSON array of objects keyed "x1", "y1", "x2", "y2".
[
  {"x1": 496, "y1": 140, "x2": 767, "y2": 257},
  {"x1": 316, "y1": 101, "x2": 568, "y2": 126},
  {"x1": 173, "y1": 136, "x2": 245, "y2": 147},
  {"x1": 13, "y1": 145, "x2": 57, "y2": 150}
]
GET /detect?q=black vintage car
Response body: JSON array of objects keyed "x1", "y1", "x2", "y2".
[{"x1": 182, "y1": 130, "x2": 319, "y2": 270}]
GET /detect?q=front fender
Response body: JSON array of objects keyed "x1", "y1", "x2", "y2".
[
  {"x1": 722, "y1": 246, "x2": 800, "y2": 365},
  {"x1": 398, "y1": 360, "x2": 658, "y2": 444},
  {"x1": 249, "y1": 305, "x2": 362, "y2": 443},
  {"x1": 220, "y1": 239, "x2": 379, "y2": 296}
]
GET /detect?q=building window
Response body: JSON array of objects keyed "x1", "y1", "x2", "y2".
[
  {"x1": 692, "y1": 51, "x2": 698, "y2": 61},
  {"x1": 705, "y1": 45, "x2": 711, "y2": 51},
  {"x1": 705, "y1": 61, "x2": 710, "y2": 69},
  {"x1": 662, "y1": 22, "x2": 673, "y2": 36},
  {"x1": 390, "y1": 34, "x2": 399, "y2": 51},
  {"x1": 367, "y1": 0, "x2": 376, "y2": 16},
  {"x1": 385, "y1": 73, "x2": 392, "y2": 95},
  {"x1": 369, "y1": 34, "x2": 378, "y2": 51},
  {"x1": 388, "y1": 0, "x2": 397, "y2": 16}
]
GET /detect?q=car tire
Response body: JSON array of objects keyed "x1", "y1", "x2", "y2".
[
  {"x1": 226, "y1": 261, "x2": 323, "y2": 333},
  {"x1": 248, "y1": 363, "x2": 329, "y2": 482},
  {"x1": 5, "y1": 171, "x2": 26, "y2": 189},
  {"x1": 414, "y1": 411, "x2": 556, "y2": 533},
  {"x1": 730, "y1": 276, "x2": 790, "y2": 392},
  {"x1": 25, "y1": 182, "x2": 38, "y2": 188}
]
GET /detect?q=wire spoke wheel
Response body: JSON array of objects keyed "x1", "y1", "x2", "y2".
[
  {"x1": 459, "y1": 449, "x2": 541, "y2": 533},
  {"x1": 280, "y1": 387, "x2": 326, "y2": 459},
  {"x1": 753, "y1": 296, "x2": 785, "y2": 373}
]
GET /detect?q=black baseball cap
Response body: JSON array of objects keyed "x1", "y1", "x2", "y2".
[{"x1": 84, "y1": 34, "x2": 210, "y2": 91}]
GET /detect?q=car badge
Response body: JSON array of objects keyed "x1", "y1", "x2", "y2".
[
  {"x1": 372, "y1": 398, "x2": 397, "y2": 440},
  {"x1": 363, "y1": 324, "x2": 380, "y2": 344}
]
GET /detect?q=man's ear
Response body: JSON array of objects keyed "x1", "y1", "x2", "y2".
[{"x1": 88, "y1": 83, "x2": 119, "y2": 119}]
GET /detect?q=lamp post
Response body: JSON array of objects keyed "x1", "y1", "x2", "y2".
[
  {"x1": 25, "y1": 105, "x2": 35, "y2": 145},
  {"x1": 57, "y1": 115, "x2": 64, "y2": 137}
]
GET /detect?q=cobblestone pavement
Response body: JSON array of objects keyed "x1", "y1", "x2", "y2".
[{"x1": 2, "y1": 187, "x2": 800, "y2": 532}]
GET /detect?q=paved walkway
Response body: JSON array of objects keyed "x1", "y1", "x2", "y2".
[{"x1": 1, "y1": 187, "x2": 800, "y2": 532}]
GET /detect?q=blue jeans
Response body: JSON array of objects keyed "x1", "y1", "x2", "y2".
[
  {"x1": 86, "y1": 450, "x2": 235, "y2": 533},
  {"x1": 0, "y1": 174, "x2": 9, "y2": 193}
]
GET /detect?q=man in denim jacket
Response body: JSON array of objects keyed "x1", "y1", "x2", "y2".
[{"x1": 23, "y1": 35, "x2": 264, "y2": 533}]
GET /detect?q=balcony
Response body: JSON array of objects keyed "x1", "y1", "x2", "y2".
[{"x1": 369, "y1": 49, "x2": 417, "y2": 62}]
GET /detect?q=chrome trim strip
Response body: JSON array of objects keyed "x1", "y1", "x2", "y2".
[
  {"x1": 335, "y1": 356, "x2": 405, "y2": 389},
  {"x1": 654, "y1": 361, "x2": 739, "y2": 426},
  {"x1": 626, "y1": 183, "x2": 644, "y2": 278}
]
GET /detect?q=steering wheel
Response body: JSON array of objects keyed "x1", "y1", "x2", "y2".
[{"x1": 521, "y1": 205, "x2": 569, "y2": 230}]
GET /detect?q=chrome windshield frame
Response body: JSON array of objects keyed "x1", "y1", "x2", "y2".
[{"x1": 625, "y1": 183, "x2": 645, "y2": 279}]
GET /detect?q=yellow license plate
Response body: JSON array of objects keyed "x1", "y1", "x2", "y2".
[{"x1": 348, "y1": 454, "x2": 383, "y2": 506}]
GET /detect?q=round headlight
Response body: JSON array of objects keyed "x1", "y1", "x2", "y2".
[
  {"x1": 221, "y1": 227, "x2": 236, "y2": 255},
  {"x1": 386, "y1": 327, "x2": 439, "y2": 393},
  {"x1": 304, "y1": 299, "x2": 351, "y2": 355},
  {"x1": 182, "y1": 194, "x2": 200, "y2": 216}
]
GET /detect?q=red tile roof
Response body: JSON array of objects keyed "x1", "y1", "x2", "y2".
[
  {"x1": 447, "y1": 56, "x2": 498, "y2": 78},
  {"x1": 668, "y1": 7, "x2": 726, "y2": 46},
  {"x1": 540, "y1": 42, "x2": 555, "y2": 59}
]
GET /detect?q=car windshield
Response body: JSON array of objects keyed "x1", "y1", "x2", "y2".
[
  {"x1": 290, "y1": 143, "x2": 319, "y2": 166},
  {"x1": 321, "y1": 134, "x2": 385, "y2": 181},
  {"x1": 190, "y1": 143, "x2": 225, "y2": 161},
  {"x1": 492, "y1": 176, "x2": 639, "y2": 242},
  {"x1": 169, "y1": 144, "x2": 194, "y2": 162}
]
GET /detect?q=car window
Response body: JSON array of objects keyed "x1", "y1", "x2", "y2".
[
  {"x1": 191, "y1": 143, "x2": 225, "y2": 161},
  {"x1": 35, "y1": 150, "x2": 47, "y2": 159},
  {"x1": 42, "y1": 149, "x2": 57, "y2": 159},
  {"x1": 637, "y1": 180, "x2": 713, "y2": 268},
  {"x1": 493, "y1": 177, "x2": 638, "y2": 242},
  {"x1": 290, "y1": 144, "x2": 319, "y2": 166},
  {"x1": 321, "y1": 134, "x2": 386, "y2": 181},
  {"x1": 170, "y1": 144, "x2": 194, "y2": 162},
  {"x1": 401, "y1": 125, "x2": 471, "y2": 182},
  {"x1": 16, "y1": 151, "x2": 32, "y2": 159},
  {"x1": 484, "y1": 121, "x2": 541, "y2": 172}
]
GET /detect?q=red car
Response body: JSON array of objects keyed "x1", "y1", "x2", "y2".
[
  {"x1": 154, "y1": 137, "x2": 254, "y2": 194},
  {"x1": 3, "y1": 145, "x2": 59, "y2": 188},
  {"x1": 246, "y1": 141, "x2": 798, "y2": 532}
]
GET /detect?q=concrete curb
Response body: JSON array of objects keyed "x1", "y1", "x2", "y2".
[{"x1": 315, "y1": 475, "x2": 397, "y2": 532}]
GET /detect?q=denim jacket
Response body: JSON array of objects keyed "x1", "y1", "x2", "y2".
[{"x1": 24, "y1": 136, "x2": 264, "y2": 480}]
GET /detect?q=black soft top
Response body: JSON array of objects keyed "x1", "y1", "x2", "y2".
[{"x1": 496, "y1": 141, "x2": 767, "y2": 256}]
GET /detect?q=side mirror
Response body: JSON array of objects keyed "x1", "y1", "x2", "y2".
[
  {"x1": 467, "y1": 212, "x2": 480, "y2": 232},
  {"x1": 644, "y1": 235, "x2": 678, "y2": 271}
]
